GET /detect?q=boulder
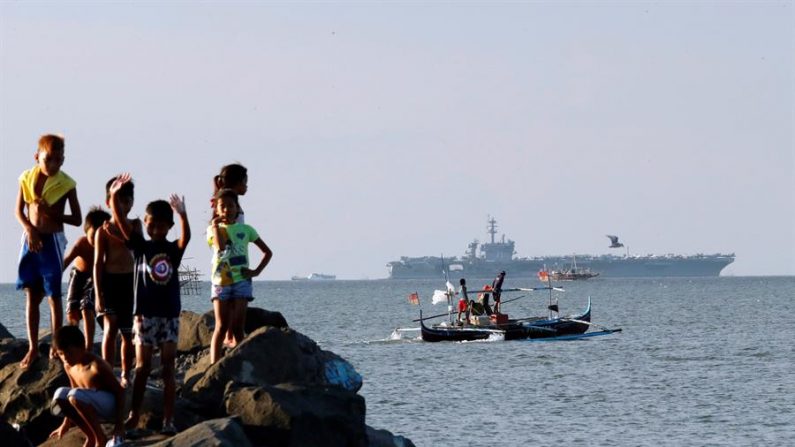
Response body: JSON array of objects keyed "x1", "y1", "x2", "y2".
[
  {"x1": 184, "y1": 326, "x2": 362, "y2": 408},
  {"x1": 366, "y1": 426, "x2": 417, "y2": 447},
  {"x1": 244, "y1": 307, "x2": 288, "y2": 332},
  {"x1": 0, "y1": 358, "x2": 69, "y2": 445},
  {"x1": 177, "y1": 311, "x2": 214, "y2": 354},
  {"x1": 224, "y1": 383, "x2": 366, "y2": 447},
  {"x1": 0, "y1": 339, "x2": 28, "y2": 370},
  {"x1": 149, "y1": 417, "x2": 252, "y2": 447},
  {"x1": 0, "y1": 419, "x2": 33, "y2": 447},
  {"x1": 127, "y1": 385, "x2": 206, "y2": 433},
  {"x1": 0, "y1": 322, "x2": 13, "y2": 340}
]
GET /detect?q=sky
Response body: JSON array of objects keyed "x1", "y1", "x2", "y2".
[{"x1": 1, "y1": 1, "x2": 793, "y2": 281}]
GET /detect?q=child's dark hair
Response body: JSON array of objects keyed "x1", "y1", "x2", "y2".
[
  {"x1": 213, "y1": 164, "x2": 247, "y2": 193},
  {"x1": 38, "y1": 134, "x2": 65, "y2": 153},
  {"x1": 214, "y1": 188, "x2": 240, "y2": 207},
  {"x1": 106, "y1": 175, "x2": 134, "y2": 201},
  {"x1": 145, "y1": 200, "x2": 174, "y2": 225},
  {"x1": 84, "y1": 206, "x2": 111, "y2": 232},
  {"x1": 53, "y1": 325, "x2": 86, "y2": 351}
]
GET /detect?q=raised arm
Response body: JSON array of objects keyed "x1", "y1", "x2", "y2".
[
  {"x1": 169, "y1": 194, "x2": 191, "y2": 251},
  {"x1": 61, "y1": 187, "x2": 82, "y2": 227},
  {"x1": 243, "y1": 238, "x2": 273, "y2": 279},
  {"x1": 108, "y1": 173, "x2": 134, "y2": 240},
  {"x1": 209, "y1": 216, "x2": 226, "y2": 251}
]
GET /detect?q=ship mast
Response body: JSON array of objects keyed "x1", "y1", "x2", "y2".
[{"x1": 487, "y1": 216, "x2": 497, "y2": 244}]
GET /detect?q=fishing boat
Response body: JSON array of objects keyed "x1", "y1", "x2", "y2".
[
  {"x1": 419, "y1": 298, "x2": 593, "y2": 342},
  {"x1": 538, "y1": 255, "x2": 599, "y2": 281}
]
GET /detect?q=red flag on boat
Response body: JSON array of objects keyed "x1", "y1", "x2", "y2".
[{"x1": 408, "y1": 292, "x2": 420, "y2": 305}]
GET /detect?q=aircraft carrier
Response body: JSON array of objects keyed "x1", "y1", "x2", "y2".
[{"x1": 386, "y1": 218, "x2": 735, "y2": 279}]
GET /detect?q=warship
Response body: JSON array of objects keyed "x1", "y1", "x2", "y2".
[{"x1": 386, "y1": 218, "x2": 735, "y2": 279}]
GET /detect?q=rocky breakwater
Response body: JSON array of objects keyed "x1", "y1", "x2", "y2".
[{"x1": 0, "y1": 308, "x2": 414, "y2": 447}]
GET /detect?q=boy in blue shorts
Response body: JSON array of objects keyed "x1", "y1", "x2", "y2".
[
  {"x1": 14, "y1": 134, "x2": 82, "y2": 369},
  {"x1": 108, "y1": 174, "x2": 190, "y2": 435}
]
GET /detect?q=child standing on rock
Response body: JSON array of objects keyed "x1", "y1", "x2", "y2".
[
  {"x1": 62, "y1": 207, "x2": 111, "y2": 351},
  {"x1": 107, "y1": 173, "x2": 190, "y2": 435},
  {"x1": 211, "y1": 163, "x2": 249, "y2": 348},
  {"x1": 207, "y1": 188, "x2": 272, "y2": 364},
  {"x1": 15, "y1": 134, "x2": 82, "y2": 369}
]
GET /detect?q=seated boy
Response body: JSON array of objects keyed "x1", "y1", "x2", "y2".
[
  {"x1": 63, "y1": 207, "x2": 111, "y2": 351},
  {"x1": 49, "y1": 325, "x2": 124, "y2": 447},
  {"x1": 108, "y1": 174, "x2": 190, "y2": 435},
  {"x1": 15, "y1": 134, "x2": 82, "y2": 368}
]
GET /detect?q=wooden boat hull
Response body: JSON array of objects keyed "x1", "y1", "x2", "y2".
[{"x1": 420, "y1": 298, "x2": 592, "y2": 342}]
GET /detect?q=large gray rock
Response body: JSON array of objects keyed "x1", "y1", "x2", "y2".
[
  {"x1": 366, "y1": 426, "x2": 417, "y2": 447},
  {"x1": 0, "y1": 419, "x2": 33, "y2": 447},
  {"x1": 0, "y1": 339, "x2": 28, "y2": 370},
  {"x1": 225, "y1": 383, "x2": 366, "y2": 447},
  {"x1": 184, "y1": 326, "x2": 362, "y2": 408},
  {"x1": 177, "y1": 311, "x2": 215, "y2": 354},
  {"x1": 0, "y1": 322, "x2": 13, "y2": 340},
  {"x1": 243, "y1": 307, "x2": 288, "y2": 332},
  {"x1": 150, "y1": 417, "x2": 252, "y2": 447},
  {"x1": 0, "y1": 358, "x2": 69, "y2": 445}
]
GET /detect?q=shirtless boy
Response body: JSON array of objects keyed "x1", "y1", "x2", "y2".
[
  {"x1": 94, "y1": 176, "x2": 140, "y2": 387},
  {"x1": 49, "y1": 325, "x2": 124, "y2": 447},
  {"x1": 63, "y1": 207, "x2": 111, "y2": 351},
  {"x1": 15, "y1": 134, "x2": 82, "y2": 369}
]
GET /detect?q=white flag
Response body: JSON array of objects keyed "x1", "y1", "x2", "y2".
[{"x1": 431, "y1": 290, "x2": 448, "y2": 305}]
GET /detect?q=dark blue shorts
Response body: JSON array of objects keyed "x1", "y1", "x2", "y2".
[{"x1": 16, "y1": 232, "x2": 66, "y2": 298}]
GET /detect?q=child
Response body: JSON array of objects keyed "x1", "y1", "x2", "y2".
[
  {"x1": 14, "y1": 134, "x2": 82, "y2": 369},
  {"x1": 108, "y1": 174, "x2": 190, "y2": 434},
  {"x1": 94, "y1": 175, "x2": 140, "y2": 387},
  {"x1": 62, "y1": 207, "x2": 111, "y2": 351},
  {"x1": 208, "y1": 188, "x2": 272, "y2": 364},
  {"x1": 211, "y1": 164, "x2": 249, "y2": 348},
  {"x1": 49, "y1": 325, "x2": 124, "y2": 447}
]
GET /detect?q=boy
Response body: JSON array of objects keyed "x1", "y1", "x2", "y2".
[
  {"x1": 15, "y1": 134, "x2": 82, "y2": 369},
  {"x1": 108, "y1": 174, "x2": 190, "y2": 435},
  {"x1": 94, "y1": 175, "x2": 140, "y2": 387},
  {"x1": 49, "y1": 325, "x2": 124, "y2": 447},
  {"x1": 63, "y1": 207, "x2": 111, "y2": 351}
]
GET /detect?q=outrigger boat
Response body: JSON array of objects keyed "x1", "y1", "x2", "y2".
[
  {"x1": 419, "y1": 298, "x2": 593, "y2": 342},
  {"x1": 406, "y1": 273, "x2": 620, "y2": 343}
]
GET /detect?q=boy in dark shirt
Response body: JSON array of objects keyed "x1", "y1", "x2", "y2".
[{"x1": 108, "y1": 173, "x2": 190, "y2": 435}]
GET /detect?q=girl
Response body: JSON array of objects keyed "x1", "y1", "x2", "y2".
[
  {"x1": 211, "y1": 164, "x2": 249, "y2": 347},
  {"x1": 207, "y1": 189, "x2": 272, "y2": 364}
]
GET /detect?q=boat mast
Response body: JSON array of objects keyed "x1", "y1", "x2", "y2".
[{"x1": 487, "y1": 216, "x2": 497, "y2": 244}]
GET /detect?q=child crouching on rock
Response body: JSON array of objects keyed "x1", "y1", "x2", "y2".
[
  {"x1": 208, "y1": 188, "x2": 272, "y2": 364},
  {"x1": 49, "y1": 325, "x2": 124, "y2": 447},
  {"x1": 107, "y1": 174, "x2": 190, "y2": 436}
]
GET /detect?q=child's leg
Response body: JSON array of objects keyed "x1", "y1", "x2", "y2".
[
  {"x1": 231, "y1": 299, "x2": 248, "y2": 346},
  {"x1": 82, "y1": 309, "x2": 96, "y2": 352},
  {"x1": 210, "y1": 299, "x2": 232, "y2": 364},
  {"x1": 160, "y1": 342, "x2": 177, "y2": 426},
  {"x1": 68, "y1": 395, "x2": 108, "y2": 447},
  {"x1": 53, "y1": 388, "x2": 95, "y2": 446},
  {"x1": 67, "y1": 309, "x2": 82, "y2": 326},
  {"x1": 101, "y1": 315, "x2": 118, "y2": 368},
  {"x1": 119, "y1": 331, "x2": 134, "y2": 387},
  {"x1": 47, "y1": 295, "x2": 64, "y2": 358},
  {"x1": 125, "y1": 343, "x2": 153, "y2": 429},
  {"x1": 22, "y1": 286, "x2": 45, "y2": 368}
]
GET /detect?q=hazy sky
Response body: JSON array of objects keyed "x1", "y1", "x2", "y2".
[{"x1": 1, "y1": 2, "x2": 793, "y2": 281}]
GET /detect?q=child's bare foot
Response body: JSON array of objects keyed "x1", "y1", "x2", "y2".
[{"x1": 20, "y1": 349, "x2": 40, "y2": 370}]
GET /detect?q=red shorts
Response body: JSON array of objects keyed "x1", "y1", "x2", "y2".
[{"x1": 457, "y1": 299, "x2": 467, "y2": 312}]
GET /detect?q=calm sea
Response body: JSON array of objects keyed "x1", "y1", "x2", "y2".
[{"x1": 1, "y1": 276, "x2": 794, "y2": 446}]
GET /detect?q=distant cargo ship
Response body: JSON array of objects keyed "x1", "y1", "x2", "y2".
[
  {"x1": 386, "y1": 217, "x2": 735, "y2": 279},
  {"x1": 291, "y1": 273, "x2": 337, "y2": 281}
]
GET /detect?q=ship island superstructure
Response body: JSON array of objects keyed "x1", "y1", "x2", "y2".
[{"x1": 386, "y1": 217, "x2": 735, "y2": 279}]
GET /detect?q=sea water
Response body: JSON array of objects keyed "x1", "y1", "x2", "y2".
[{"x1": 1, "y1": 276, "x2": 793, "y2": 446}]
